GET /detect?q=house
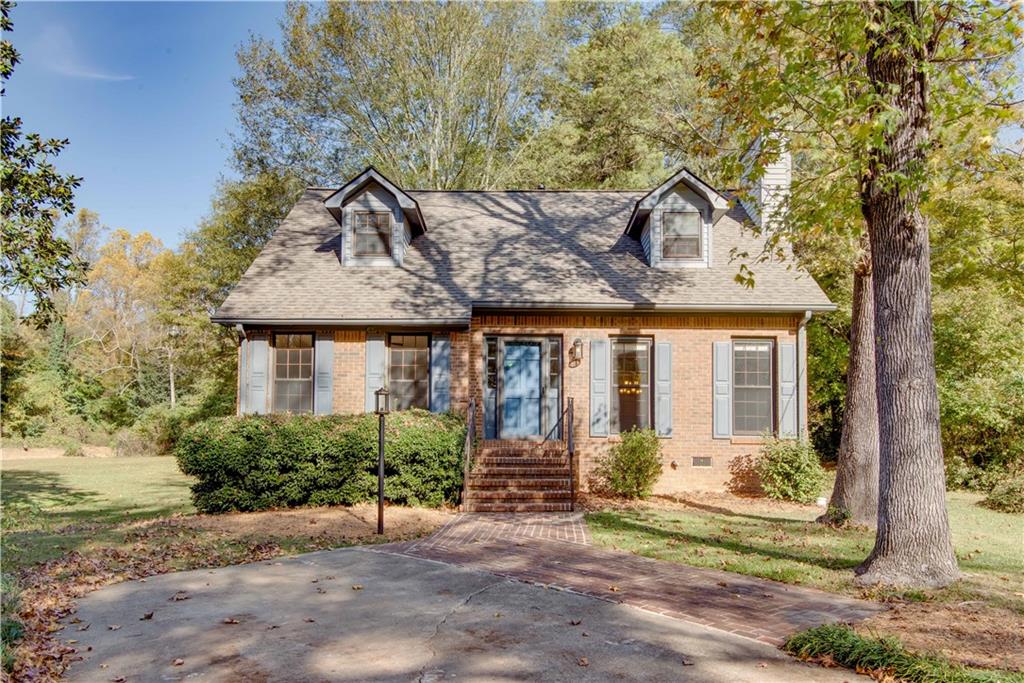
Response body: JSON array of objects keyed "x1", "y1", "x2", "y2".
[{"x1": 213, "y1": 153, "x2": 834, "y2": 510}]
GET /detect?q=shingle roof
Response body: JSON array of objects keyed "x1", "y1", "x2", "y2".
[{"x1": 213, "y1": 188, "x2": 833, "y2": 325}]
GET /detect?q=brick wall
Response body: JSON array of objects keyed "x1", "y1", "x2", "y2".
[
  {"x1": 331, "y1": 329, "x2": 366, "y2": 414},
  {"x1": 461, "y1": 313, "x2": 803, "y2": 493},
  {"x1": 252, "y1": 312, "x2": 804, "y2": 493}
]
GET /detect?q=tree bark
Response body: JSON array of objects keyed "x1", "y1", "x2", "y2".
[
  {"x1": 820, "y1": 250, "x2": 878, "y2": 526},
  {"x1": 855, "y1": 1, "x2": 959, "y2": 588}
]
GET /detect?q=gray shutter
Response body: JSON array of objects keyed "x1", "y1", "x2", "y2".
[
  {"x1": 365, "y1": 334, "x2": 386, "y2": 412},
  {"x1": 314, "y1": 334, "x2": 334, "y2": 415},
  {"x1": 778, "y1": 341, "x2": 798, "y2": 437},
  {"x1": 712, "y1": 341, "x2": 731, "y2": 438},
  {"x1": 248, "y1": 336, "x2": 269, "y2": 415},
  {"x1": 655, "y1": 341, "x2": 672, "y2": 437},
  {"x1": 238, "y1": 336, "x2": 249, "y2": 415},
  {"x1": 590, "y1": 340, "x2": 609, "y2": 436},
  {"x1": 430, "y1": 334, "x2": 451, "y2": 413}
]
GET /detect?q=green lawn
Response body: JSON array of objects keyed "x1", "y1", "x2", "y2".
[
  {"x1": 1, "y1": 456, "x2": 195, "y2": 569},
  {"x1": 586, "y1": 491, "x2": 1024, "y2": 611}
]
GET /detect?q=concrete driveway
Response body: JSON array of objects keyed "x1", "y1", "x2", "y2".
[{"x1": 64, "y1": 547, "x2": 856, "y2": 682}]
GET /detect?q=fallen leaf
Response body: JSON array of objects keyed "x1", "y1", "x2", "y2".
[
  {"x1": 716, "y1": 581, "x2": 728, "y2": 588},
  {"x1": 111, "y1": 677, "x2": 126, "y2": 682},
  {"x1": 581, "y1": 631, "x2": 589, "y2": 637},
  {"x1": 578, "y1": 657, "x2": 589, "y2": 667},
  {"x1": 570, "y1": 619, "x2": 582, "y2": 626},
  {"x1": 169, "y1": 591, "x2": 190, "y2": 602},
  {"x1": 304, "y1": 618, "x2": 316, "y2": 623},
  {"x1": 757, "y1": 662, "x2": 768, "y2": 668},
  {"x1": 77, "y1": 623, "x2": 91, "y2": 632},
  {"x1": 351, "y1": 585, "x2": 363, "y2": 590},
  {"x1": 267, "y1": 624, "x2": 280, "y2": 630},
  {"x1": 494, "y1": 612, "x2": 501, "y2": 618},
  {"x1": 107, "y1": 624, "x2": 121, "y2": 631},
  {"x1": 140, "y1": 612, "x2": 154, "y2": 621},
  {"x1": 608, "y1": 585, "x2": 620, "y2": 592},
  {"x1": 173, "y1": 658, "x2": 184, "y2": 666},
  {"x1": 222, "y1": 617, "x2": 240, "y2": 624},
  {"x1": 681, "y1": 657, "x2": 695, "y2": 666}
]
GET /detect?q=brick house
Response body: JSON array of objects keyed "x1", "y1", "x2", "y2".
[{"x1": 213, "y1": 157, "x2": 833, "y2": 510}]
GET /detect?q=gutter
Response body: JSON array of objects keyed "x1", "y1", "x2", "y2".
[
  {"x1": 470, "y1": 301, "x2": 837, "y2": 314},
  {"x1": 210, "y1": 316, "x2": 472, "y2": 327}
]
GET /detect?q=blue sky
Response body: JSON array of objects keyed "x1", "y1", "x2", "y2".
[{"x1": 4, "y1": 1, "x2": 286, "y2": 248}]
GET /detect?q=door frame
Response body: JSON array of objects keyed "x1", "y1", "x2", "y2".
[{"x1": 484, "y1": 334, "x2": 563, "y2": 441}]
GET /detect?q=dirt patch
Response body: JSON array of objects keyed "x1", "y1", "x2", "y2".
[
  {"x1": 579, "y1": 490, "x2": 824, "y2": 518},
  {"x1": 1, "y1": 445, "x2": 114, "y2": 460},
  {"x1": 856, "y1": 601, "x2": 1024, "y2": 672},
  {"x1": 179, "y1": 504, "x2": 453, "y2": 542}
]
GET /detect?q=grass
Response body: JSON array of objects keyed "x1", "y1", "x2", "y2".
[
  {"x1": 586, "y1": 490, "x2": 1024, "y2": 612},
  {"x1": 1, "y1": 456, "x2": 195, "y2": 570},
  {"x1": 785, "y1": 625, "x2": 1024, "y2": 683}
]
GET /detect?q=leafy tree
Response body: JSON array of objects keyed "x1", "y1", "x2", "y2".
[
  {"x1": 233, "y1": 1, "x2": 560, "y2": 189},
  {"x1": 713, "y1": 1, "x2": 1021, "y2": 587},
  {"x1": 0, "y1": 0, "x2": 84, "y2": 325}
]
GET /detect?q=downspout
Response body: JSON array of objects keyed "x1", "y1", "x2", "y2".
[{"x1": 797, "y1": 310, "x2": 812, "y2": 438}]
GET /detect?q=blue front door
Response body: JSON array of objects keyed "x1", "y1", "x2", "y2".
[{"x1": 501, "y1": 342, "x2": 542, "y2": 438}]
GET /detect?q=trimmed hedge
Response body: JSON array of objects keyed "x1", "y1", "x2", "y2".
[{"x1": 175, "y1": 410, "x2": 466, "y2": 513}]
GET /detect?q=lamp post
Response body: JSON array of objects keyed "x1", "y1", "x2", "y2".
[{"x1": 374, "y1": 387, "x2": 390, "y2": 535}]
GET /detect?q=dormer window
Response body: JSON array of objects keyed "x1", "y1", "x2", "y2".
[
  {"x1": 662, "y1": 211, "x2": 702, "y2": 260},
  {"x1": 354, "y1": 211, "x2": 391, "y2": 257}
]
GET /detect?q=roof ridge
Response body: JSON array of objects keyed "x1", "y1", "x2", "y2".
[{"x1": 304, "y1": 187, "x2": 644, "y2": 193}]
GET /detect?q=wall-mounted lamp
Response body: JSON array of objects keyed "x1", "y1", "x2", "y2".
[{"x1": 570, "y1": 338, "x2": 584, "y2": 362}]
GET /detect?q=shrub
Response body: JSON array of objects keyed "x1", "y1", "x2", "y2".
[
  {"x1": 755, "y1": 435, "x2": 826, "y2": 504},
  {"x1": 981, "y1": 476, "x2": 1024, "y2": 514},
  {"x1": 62, "y1": 443, "x2": 85, "y2": 457},
  {"x1": 785, "y1": 625, "x2": 1021, "y2": 683},
  {"x1": 175, "y1": 410, "x2": 466, "y2": 513},
  {"x1": 594, "y1": 428, "x2": 663, "y2": 499}
]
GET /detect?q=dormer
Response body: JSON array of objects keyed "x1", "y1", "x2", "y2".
[
  {"x1": 625, "y1": 167, "x2": 730, "y2": 269},
  {"x1": 323, "y1": 167, "x2": 426, "y2": 267}
]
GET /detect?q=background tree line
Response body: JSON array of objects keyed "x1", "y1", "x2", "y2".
[{"x1": 3, "y1": 2, "x2": 1021, "y2": 552}]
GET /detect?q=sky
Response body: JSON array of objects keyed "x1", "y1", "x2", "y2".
[{"x1": 3, "y1": 1, "x2": 286, "y2": 248}]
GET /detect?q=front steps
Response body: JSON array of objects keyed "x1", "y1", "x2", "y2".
[{"x1": 463, "y1": 441, "x2": 573, "y2": 513}]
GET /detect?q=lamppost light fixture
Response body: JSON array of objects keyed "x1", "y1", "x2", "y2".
[{"x1": 374, "y1": 386, "x2": 390, "y2": 416}]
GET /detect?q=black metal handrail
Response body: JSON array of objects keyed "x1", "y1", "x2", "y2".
[
  {"x1": 566, "y1": 397, "x2": 575, "y2": 511},
  {"x1": 543, "y1": 397, "x2": 576, "y2": 511},
  {"x1": 461, "y1": 398, "x2": 476, "y2": 508}
]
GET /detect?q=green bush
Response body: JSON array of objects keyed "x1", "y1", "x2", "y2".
[
  {"x1": 594, "y1": 428, "x2": 663, "y2": 499},
  {"x1": 175, "y1": 410, "x2": 466, "y2": 513},
  {"x1": 981, "y1": 475, "x2": 1024, "y2": 514},
  {"x1": 785, "y1": 625, "x2": 1023, "y2": 683},
  {"x1": 756, "y1": 435, "x2": 826, "y2": 504}
]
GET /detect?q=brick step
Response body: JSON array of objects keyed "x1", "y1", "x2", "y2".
[
  {"x1": 469, "y1": 466, "x2": 571, "y2": 477},
  {"x1": 463, "y1": 501, "x2": 573, "y2": 513},
  {"x1": 474, "y1": 457, "x2": 569, "y2": 467},
  {"x1": 464, "y1": 490, "x2": 571, "y2": 503},
  {"x1": 467, "y1": 477, "x2": 571, "y2": 489}
]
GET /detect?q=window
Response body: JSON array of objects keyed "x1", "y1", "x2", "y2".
[
  {"x1": 732, "y1": 340, "x2": 774, "y2": 435},
  {"x1": 662, "y1": 211, "x2": 702, "y2": 259},
  {"x1": 389, "y1": 334, "x2": 429, "y2": 410},
  {"x1": 611, "y1": 338, "x2": 652, "y2": 433},
  {"x1": 354, "y1": 211, "x2": 391, "y2": 257},
  {"x1": 273, "y1": 334, "x2": 313, "y2": 414}
]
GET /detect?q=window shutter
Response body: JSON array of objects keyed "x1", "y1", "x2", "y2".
[
  {"x1": 430, "y1": 335, "x2": 451, "y2": 413},
  {"x1": 778, "y1": 342, "x2": 798, "y2": 437},
  {"x1": 365, "y1": 335, "x2": 386, "y2": 412},
  {"x1": 655, "y1": 342, "x2": 673, "y2": 437},
  {"x1": 590, "y1": 340, "x2": 609, "y2": 436},
  {"x1": 314, "y1": 334, "x2": 334, "y2": 415},
  {"x1": 248, "y1": 336, "x2": 269, "y2": 415},
  {"x1": 712, "y1": 341, "x2": 731, "y2": 438},
  {"x1": 238, "y1": 336, "x2": 249, "y2": 415}
]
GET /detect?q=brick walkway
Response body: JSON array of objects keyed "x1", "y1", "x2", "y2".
[{"x1": 379, "y1": 513, "x2": 883, "y2": 647}]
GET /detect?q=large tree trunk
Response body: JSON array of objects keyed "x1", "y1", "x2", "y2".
[
  {"x1": 820, "y1": 251, "x2": 878, "y2": 526},
  {"x1": 855, "y1": 1, "x2": 959, "y2": 588}
]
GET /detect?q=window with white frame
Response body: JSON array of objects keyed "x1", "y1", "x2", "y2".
[
  {"x1": 389, "y1": 334, "x2": 429, "y2": 410},
  {"x1": 732, "y1": 340, "x2": 774, "y2": 435},
  {"x1": 662, "y1": 211, "x2": 702, "y2": 259},
  {"x1": 611, "y1": 338, "x2": 652, "y2": 433},
  {"x1": 273, "y1": 333, "x2": 313, "y2": 414}
]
